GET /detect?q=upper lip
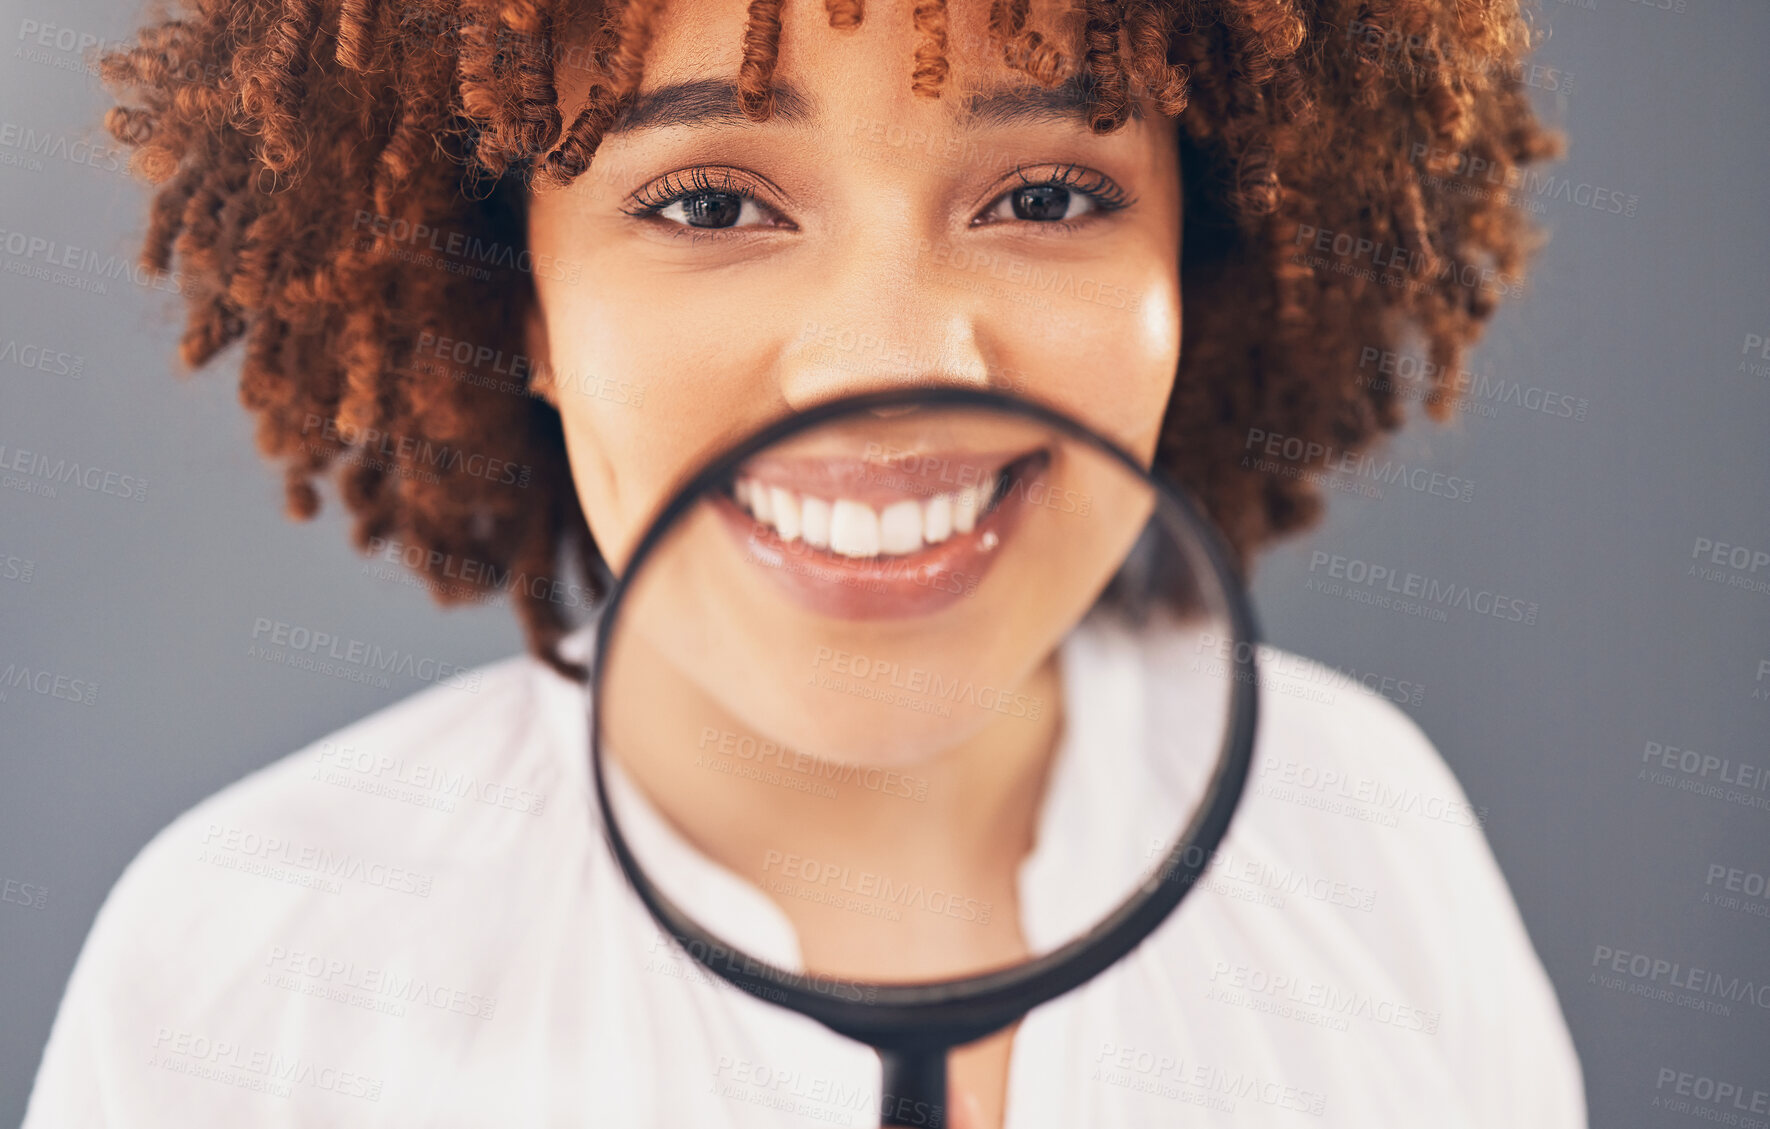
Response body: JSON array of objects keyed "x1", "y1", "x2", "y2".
[{"x1": 733, "y1": 447, "x2": 1037, "y2": 508}]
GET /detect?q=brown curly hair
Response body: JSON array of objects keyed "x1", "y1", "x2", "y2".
[{"x1": 99, "y1": 0, "x2": 1559, "y2": 681}]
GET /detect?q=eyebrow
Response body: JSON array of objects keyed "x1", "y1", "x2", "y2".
[
  {"x1": 605, "y1": 72, "x2": 1136, "y2": 135},
  {"x1": 606, "y1": 80, "x2": 815, "y2": 134},
  {"x1": 959, "y1": 73, "x2": 1141, "y2": 128}
]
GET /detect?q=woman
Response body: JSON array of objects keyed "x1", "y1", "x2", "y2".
[{"x1": 26, "y1": 0, "x2": 1583, "y2": 1124}]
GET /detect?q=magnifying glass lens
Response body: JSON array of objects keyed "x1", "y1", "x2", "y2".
[{"x1": 597, "y1": 395, "x2": 1240, "y2": 988}]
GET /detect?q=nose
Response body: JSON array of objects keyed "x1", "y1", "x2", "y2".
[{"x1": 775, "y1": 231, "x2": 999, "y2": 412}]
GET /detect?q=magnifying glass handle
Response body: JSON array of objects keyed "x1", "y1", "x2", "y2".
[{"x1": 878, "y1": 1046, "x2": 948, "y2": 1128}]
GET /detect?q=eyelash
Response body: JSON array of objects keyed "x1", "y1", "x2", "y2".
[
  {"x1": 621, "y1": 163, "x2": 1134, "y2": 235},
  {"x1": 622, "y1": 167, "x2": 770, "y2": 219},
  {"x1": 985, "y1": 162, "x2": 1136, "y2": 223}
]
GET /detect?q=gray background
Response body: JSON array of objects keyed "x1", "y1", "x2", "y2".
[{"x1": 2, "y1": 1, "x2": 1767, "y2": 1124}]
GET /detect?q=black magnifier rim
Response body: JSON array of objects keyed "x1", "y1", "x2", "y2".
[{"x1": 590, "y1": 385, "x2": 1259, "y2": 1047}]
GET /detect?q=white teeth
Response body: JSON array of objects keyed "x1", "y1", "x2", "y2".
[
  {"x1": 879, "y1": 500, "x2": 923, "y2": 555},
  {"x1": 924, "y1": 494, "x2": 952, "y2": 544},
  {"x1": 952, "y1": 486, "x2": 979, "y2": 534},
  {"x1": 800, "y1": 497, "x2": 831, "y2": 548},
  {"x1": 735, "y1": 473, "x2": 1006, "y2": 559},
  {"x1": 829, "y1": 499, "x2": 880, "y2": 558},
  {"x1": 769, "y1": 486, "x2": 800, "y2": 542}
]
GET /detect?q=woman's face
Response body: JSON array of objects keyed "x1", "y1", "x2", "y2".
[{"x1": 526, "y1": 0, "x2": 1184, "y2": 575}]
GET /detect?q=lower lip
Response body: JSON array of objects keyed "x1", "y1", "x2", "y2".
[{"x1": 711, "y1": 457, "x2": 1041, "y2": 620}]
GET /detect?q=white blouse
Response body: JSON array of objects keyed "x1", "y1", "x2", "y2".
[{"x1": 23, "y1": 617, "x2": 1586, "y2": 1127}]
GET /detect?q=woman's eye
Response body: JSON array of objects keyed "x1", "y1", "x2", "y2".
[
  {"x1": 654, "y1": 192, "x2": 773, "y2": 230},
  {"x1": 982, "y1": 184, "x2": 1098, "y2": 224}
]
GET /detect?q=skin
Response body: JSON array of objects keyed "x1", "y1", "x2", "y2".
[{"x1": 526, "y1": 2, "x2": 1184, "y2": 1125}]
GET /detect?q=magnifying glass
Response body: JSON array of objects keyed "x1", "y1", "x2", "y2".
[{"x1": 589, "y1": 387, "x2": 1258, "y2": 1127}]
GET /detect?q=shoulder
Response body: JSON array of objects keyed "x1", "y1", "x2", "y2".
[
  {"x1": 1109, "y1": 620, "x2": 1584, "y2": 1121},
  {"x1": 1107, "y1": 616, "x2": 1472, "y2": 823},
  {"x1": 25, "y1": 638, "x2": 595, "y2": 1124},
  {"x1": 1251, "y1": 644, "x2": 1479, "y2": 824},
  {"x1": 114, "y1": 636, "x2": 588, "y2": 920},
  {"x1": 1211, "y1": 636, "x2": 1585, "y2": 1121}
]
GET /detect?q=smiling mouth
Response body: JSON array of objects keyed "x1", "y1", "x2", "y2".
[
  {"x1": 726, "y1": 448, "x2": 1048, "y2": 561},
  {"x1": 709, "y1": 446, "x2": 1051, "y2": 620}
]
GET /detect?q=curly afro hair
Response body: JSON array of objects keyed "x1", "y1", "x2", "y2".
[{"x1": 99, "y1": 0, "x2": 1560, "y2": 680}]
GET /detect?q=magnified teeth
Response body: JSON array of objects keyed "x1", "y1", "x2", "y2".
[
  {"x1": 830, "y1": 499, "x2": 881, "y2": 557},
  {"x1": 952, "y1": 486, "x2": 979, "y2": 534},
  {"x1": 879, "y1": 500, "x2": 923, "y2": 555},
  {"x1": 769, "y1": 486, "x2": 801, "y2": 542},
  {"x1": 801, "y1": 496, "x2": 831, "y2": 549},
  {"x1": 735, "y1": 471, "x2": 1012, "y2": 559},
  {"x1": 924, "y1": 494, "x2": 952, "y2": 544}
]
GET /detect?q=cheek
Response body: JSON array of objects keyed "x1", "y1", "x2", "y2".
[
  {"x1": 535, "y1": 267, "x2": 779, "y2": 574},
  {"x1": 536, "y1": 274, "x2": 654, "y2": 572},
  {"x1": 1001, "y1": 260, "x2": 1181, "y2": 462}
]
